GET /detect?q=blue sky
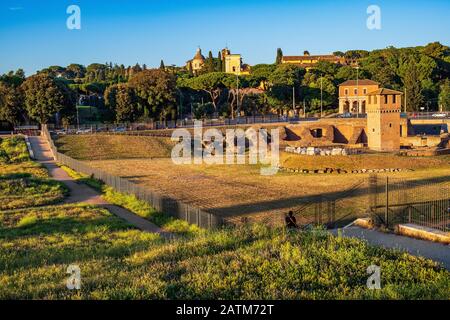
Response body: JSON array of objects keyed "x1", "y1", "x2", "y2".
[{"x1": 1, "y1": 0, "x2": 449, "y2": 75}]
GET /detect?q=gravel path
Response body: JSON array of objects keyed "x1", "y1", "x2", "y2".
[
  {"x1": 331, "y1": 226, "x2": 450, "y2": 270},
  {"x1": 28, "y1": 136, "x2": 171, "y2": 238}
]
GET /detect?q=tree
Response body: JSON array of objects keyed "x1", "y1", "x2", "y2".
[
  {"x1": 0, "y1": 82, "x2": 24, "y2": 125},
  {"x1": 207, "y1": 51, "x2": 215, "y2": 73},
  {"x1": 0, "y1": 69, "x2": 26, "y2": 87},
  {"x1": 403, "y1": 59, "x2": 424, "y2": 111},
  {"x1": 248, "y1": 64, "x2": 276, "y2": 90},
  {"x1": 113, "y1": 84, "x2": 139, "y2": 123},
  {"x1": 217, "y1": 51, "x2": 223, "y2": 72},
  {"x1": 128, "y1": 69, "x2": 177, "y2": 121},
  {"x1": 66, "y1": 64, "x2": 86, "y2": 79},
  {"x1": 160, "y1": 60, "x2": 165, "y2": 70},
  {"x1": 423, "y1": 42, "x2": 450, "y2": 59},
  {"x1": 275, "y1": 48, "x2": 283, "y2": 65},
  {"x1": 439, "y1": 79, "x2": 450, "y2": 111},
  {"x1": 21, "y1": 74, "x2": 75, "y2": 124},
  {"x1": 267, "y1": 64, "x2": 305, "y2": 113},
  {"x1": 181, "y1": 72, "x2": 227, "y2": 111}
]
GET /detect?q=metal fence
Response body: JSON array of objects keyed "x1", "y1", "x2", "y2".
[
  {"x1": 369, "y1": 174, "x2": 450, "y2": 232},
  {"x1": 49, "y1": 114, "x2": 320, "y2": 133},
  {"x1": 41, "y1": 125, "x2": 224, "y2": 229},
  {"x1": 222, "y1": 178, "x2": 369, "y2": 229}
]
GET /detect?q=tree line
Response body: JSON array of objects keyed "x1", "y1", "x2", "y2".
[{"x1": 1, "y1": 42, "x2": 449, "y2": 127}]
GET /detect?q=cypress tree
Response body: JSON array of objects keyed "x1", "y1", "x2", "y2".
[
  {"x1": 207, "y1": 51, "x2": 215, "y2": 73},
  {"x1": 276, "y1": 48, "x2": 283, "y2": 65},
  {"x1": 160, "y1": 60, "x2": 165, "y2": 70},
  {"x1": 217, "y1": 51, "x2": 223, "y2": 72}
]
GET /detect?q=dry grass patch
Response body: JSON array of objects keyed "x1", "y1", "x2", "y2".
[{"x1": 55, "y1": 134, "x2": 176, "y2": 160}]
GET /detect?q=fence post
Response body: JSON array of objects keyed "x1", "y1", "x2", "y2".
[{"x1": 385, "y1": 176, "x2": 389, "y2": 227}]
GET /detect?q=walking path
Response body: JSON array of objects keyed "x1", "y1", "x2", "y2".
[
  {"x1": 28, "y1": 136, "x2": 170, "y2": 238},
  {"x1": 331, "y1": 226, "x2": 450, "y2": 270}
]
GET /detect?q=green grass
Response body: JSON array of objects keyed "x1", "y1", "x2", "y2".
[
  {"x1": 0, "y1": 205, "x2": 448, "y2": 299},
  {"x1": 0, "y1": 136, "x2": 30, "y2": 164},
  {"x1": 60, "y1": 165, "x2": 200, "y2": 236},
  {"x1": 0, "y1": 174, "x2": 68, "y2": 210},
  {"x1": 0, "y1": 137, "x2": 67, "y2": 210}
]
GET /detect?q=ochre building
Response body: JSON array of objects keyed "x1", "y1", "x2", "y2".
[
  {"x1": 366, "y1": 88, "x2": 403, "y2": 152},
  {"x1": 338, "y1": 79, "x2": 379, "y2": 114}
]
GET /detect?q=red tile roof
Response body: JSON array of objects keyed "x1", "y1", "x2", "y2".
[{"x1": 339, "y1": 79, "x2": 379, "y2": 86}]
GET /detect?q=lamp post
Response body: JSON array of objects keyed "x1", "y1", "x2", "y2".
[
  {"x1": 236, "y1": 71, "x2": 240, "y2": 120},
  {"x1": 320, "y1": 75, "x2": 323, "y2": 118},
  {"x1": 293, "y1": 85, "x2": 296, "y2": 118},
  {"x1": 356, "y1": 65, "x2": 360, "y2": 119}
]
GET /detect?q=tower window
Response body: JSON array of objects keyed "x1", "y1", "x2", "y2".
[
  {"x1": 384, "y1": 95, "x2": 388, "y2": 104},
  {"x1": 393, "y1": 95, "x2": 396, "y2": 103},
  {"x1": 354, "y1": 88, "x2": 358, "y2": 95}
]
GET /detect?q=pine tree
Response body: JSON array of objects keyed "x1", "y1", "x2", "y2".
[
  {"x1": 160, "y1": 60, "x2": 165, "y2": 70},
  {"x1": 404, "y1": 60, "x2": 424, "y2": 111},
  {"x1": 276, "y1": 48, "x2": 283, "y2": 65}
]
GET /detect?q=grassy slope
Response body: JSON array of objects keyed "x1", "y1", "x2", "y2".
[
  {"x1": 55, "y1": 134, "x2": 176, "y2": 160},
  {"x1": 0, "y1": 137, "x2": 67, "y2": 210},
  {"x1": 0, "y1": 205, "x2": 449, "y2": 299}
]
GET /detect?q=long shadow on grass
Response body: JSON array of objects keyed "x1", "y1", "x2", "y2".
[{"x1": 209, "y1": 174, "x2": 450, "y2": 218}]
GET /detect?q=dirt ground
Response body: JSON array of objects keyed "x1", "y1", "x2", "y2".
[{"x1": 86, "y1": 157, "x2": 450, "y2": 223}]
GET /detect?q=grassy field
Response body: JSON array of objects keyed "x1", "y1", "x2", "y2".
[
  {"x1": 55, "y1": 134, "x2": 176, "y2": 160},
  {"x1": 1, "y1": 136, "x2": 449, "y2": 299}
]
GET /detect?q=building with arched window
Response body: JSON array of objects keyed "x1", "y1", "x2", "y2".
[{"x1": 338, "y1": 79, "x2": 379, "y2": 114}]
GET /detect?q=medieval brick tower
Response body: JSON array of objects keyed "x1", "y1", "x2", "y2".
[{"x1": 366, "y1": 88, "x2": 403, "y2": 152}]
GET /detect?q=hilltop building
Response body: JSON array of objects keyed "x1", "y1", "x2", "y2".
[
  {"x1": 186, "y1": 48, "x2": 205, "y2": 74},
  {"x1": 282, "y1": 51, "x2": 345, "y2": 70},
  {"x1": 222, "y1": 48, "x2": 250, "y2": 75},
  {"x1": 338, "y1": 80, "x2": 380, "y2": 114}
]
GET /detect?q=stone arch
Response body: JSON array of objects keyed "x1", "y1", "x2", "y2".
[
  {"x1": 343, "y1": 101, "x2": 350, "y2": 113},
  {"x1": 352, "y1": 101, "x2": 358, "y2": 113},
  {"x1": 361, "y1": 100, "x2": 366, "y2": 114}
]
